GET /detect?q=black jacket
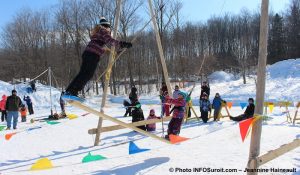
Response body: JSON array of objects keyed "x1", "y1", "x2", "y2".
[
  {"x1": 244, "y1": 103, "x2": 255, "y2": 117},
  {"x1": 6, "y1": 95, "x2": 22, "y2": 111},
  {"x1": 200, "y1": 85, "x2": 210, "y2": 98}
]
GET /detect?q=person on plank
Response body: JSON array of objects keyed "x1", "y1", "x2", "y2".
[
  {"x1": 165, "y1": 91, "x2": 186, "y2": 140},
  {"x1": 230, "y1": 98, "x2": 255, "y2": 122},
  {"x1": 64, "y1": 17, "x2": 132, "y2": 97}
]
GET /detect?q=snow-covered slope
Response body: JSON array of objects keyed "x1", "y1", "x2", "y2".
[{"x1": 0, "y1": 59, "x2": 299, "y2": 175}]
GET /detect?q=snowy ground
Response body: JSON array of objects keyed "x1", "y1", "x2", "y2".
[{"x1": 0, "y1": 59, "x2": 299, "y2": 175}]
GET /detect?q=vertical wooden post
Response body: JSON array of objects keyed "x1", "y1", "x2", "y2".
[
  {"x1": 247, "y1": 0, "x2": 269, "y2": 173},
  {"x1": 94, "y1": 0, "x2": 122, "y2": 146},
  {"x1": 148, "y1": 0, "x2": 172, "y2": 94}
]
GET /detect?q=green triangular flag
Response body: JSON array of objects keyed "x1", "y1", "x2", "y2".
[
  {"x1": 46, "y1": 121, "x2": 60, "y2": 125},
  {"x1": 82, "y1": 152, "x2": 107, "y2": 163},
  {"x1": 0, "y1": 125, "x2": 6, "y2": 131}
]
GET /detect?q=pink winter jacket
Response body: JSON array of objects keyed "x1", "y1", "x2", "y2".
[{"x1": 0, "y1": 95, "x2": 7, "y2": 110}]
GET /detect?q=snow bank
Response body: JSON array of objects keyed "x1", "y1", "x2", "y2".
[
  {"x1": 267, "y1": 58, "x2": 300, "y2": 79},
  {"x1": 0, "y1": 81, "x2": 61, "y2": 108},
  {"x1": 208, "y1": 71, "x2": 236, "y2": 83}
]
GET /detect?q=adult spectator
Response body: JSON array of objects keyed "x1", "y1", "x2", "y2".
[
  {"x1": 6, "y1": 90, "x2": 22, "y2": 129},
  {"x1": 23, "y1": 96, "x2": 34, "y2": 115}
]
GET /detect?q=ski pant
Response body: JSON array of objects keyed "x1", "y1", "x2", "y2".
[
  {"x1": 124, "y1": 107, "x2": 132, "y2": 117},
  {"x1": 230, "y1": 114, "x2": 250, "y2": 122},
  {"x1": 66, "y1": 51, "x2": 100, "y2": 96},
  {"x1": 1, "y1": 110, "x2": 7, "y2": 122},
  {"x1": 21, "y1": 116, "x2": 26, "y2": 122},
  {"x1": 161, "y1": 104, "x2": 170, "y2": 117},
  {"x1": 213, "y1": 107, "x2": 221, "y2": 121},
  {"x1": 201, "y1": 111, "x2": 209, "y2": 123},
  {"x1": 27, "y1": 104, "x2": 34, "y2": 115},
  {"x1": 7, "y1": 111, "x2": 19, "y2": 129},
  {"x1": 167, "y1": 117, "x2": 183, "y2": 135}
]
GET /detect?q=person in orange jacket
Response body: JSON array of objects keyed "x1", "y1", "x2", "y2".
[
  {"x1": 0, "y1": 95, "x2": 7, "y2": 122},
  {"x1": 20, "y1": 104, "x2": 27, "y2": 122}
]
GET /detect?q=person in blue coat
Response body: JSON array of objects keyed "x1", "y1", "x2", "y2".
[
  {"x1": 23, "y1": 96, "x2": 34, "y2": 115},
  {"x1": 212, "y1": 93, "x2": 226, "y2": 121},
  {"x1": 200, "y1": 94, "x2": 211, "y2": 123}
]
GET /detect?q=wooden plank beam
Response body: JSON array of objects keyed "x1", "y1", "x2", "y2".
[
  {"x1": 68, "y1": 100, "x2": 171, "y2": 144},
  {"x1": 88, "y1": 116, "x2": 172, "y2": 134},
  {"x1": 258, "y1": 139, "x2": 300, "y2": 166},
  {"x1": 247, "y1": 0, "x2": 269, "y2": 174}
]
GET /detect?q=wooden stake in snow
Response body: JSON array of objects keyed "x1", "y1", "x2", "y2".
[
  {"x1": 148, "y1": 0, "x2": 172, "y2": 94},
  {"x1": 95, "y1": 0, "x2": 122, "y2": 146},
  {"x1": 247, "y1": 0, "x2": 269, "y2": 174}
]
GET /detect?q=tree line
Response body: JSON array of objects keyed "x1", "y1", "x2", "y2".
[{"x1": 0, "y1": 0, "x2": 299, "y2": 95}]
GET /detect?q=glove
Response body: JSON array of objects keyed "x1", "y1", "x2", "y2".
[{"x1": 119, "y1": 41, "x2": 132, "y2": 49}]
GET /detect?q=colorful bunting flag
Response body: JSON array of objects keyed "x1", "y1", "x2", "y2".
[
  {"x1": 227, "y1": 102, "x2": 233, "y2": 109},
  {"x1": 5, "y1": 132, "x2": 17, "y2": 140},
  {"x1": 129, "y1": 141, "x2": 150, "y2": 154},
  {"x1": 82, "y1": 152, "x2": 107, "y2": 163},
  {"x1": 268, "y1": 103, "x2": 274, "y2": 113},
  {"x1": 27, "y1": 126, "x2": 42, "y2": 131},
  {"x1": 169, "y1": 134, "x2": 190, "y2": 144},
  {"x1": 239, "y1": 117, "x2": 254, "y2": 142},
  {"x1": 0, "y1": 125, "x2": 6, "y2": 131},
  {"x1": 30, "y1": 158, "x2": 53, "y2": 170},
  {"x1": 67, "y1": 114, "x2": 78, "y2": 120},
  {"x1": 240, "y1": 102, "x2": 247, "y2": 110},
  {"x1": 46, "y1": 121, "x2": 60, "y2": 125}
]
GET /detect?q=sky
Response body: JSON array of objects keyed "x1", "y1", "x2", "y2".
[{"x1": 0, "y1": 0, "x2": 291, "y2": 32}]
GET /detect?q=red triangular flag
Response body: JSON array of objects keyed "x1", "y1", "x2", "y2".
[
  {"x1": 5, "y1": 132, "x2": 17, "y2": 140},
  {"x1": 239, "y1": 118, "x2": 254, "y2": 142},
  {"x1": 169, "y1": 134, "x2": 189, "y2": 144}
]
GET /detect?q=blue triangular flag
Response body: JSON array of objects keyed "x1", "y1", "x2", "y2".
[
  {"x1": 27, "y1": 126, "x2": 42, "y2": 131},
  {"x1": 240, "y1": 102, "x2": 247, "y2": 110},
  {"x1": 129, "y1": 141, "x2": 150, "y2": 154}
]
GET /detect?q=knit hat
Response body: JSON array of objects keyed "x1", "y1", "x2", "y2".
[
  {"x1": 178, "y1": 91, "x2": 186, "y2": 98},
  {"x1": 99, "y1": 17, "x2": 111, "y2": 28},
  {"x1": 12, "y1": 89, "x2": 17, "y2": 94}
]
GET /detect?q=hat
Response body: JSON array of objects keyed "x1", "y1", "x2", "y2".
[
  {"x1": 178, "y1": 91, "x2": 186, "y2": 98},
  {"x1": 150, "y1": 109, "x2": 155, "y2": 114},
  {"x1": 12, "y1": 89, "x2": 17, "y2": 93},
  {"x1": 248, "y1": 98, "x2": 254, "y2": 102},
  {"x1": 99, "y1": 17, "x2": 111, "y2": 28}
]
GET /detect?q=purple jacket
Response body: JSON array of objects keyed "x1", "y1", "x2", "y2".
[{"x1": 85, "y1": 28, "x2": 120, "y2": 56}]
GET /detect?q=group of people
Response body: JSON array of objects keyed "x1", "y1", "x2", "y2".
[
  {"x1": 122, "y1": 81, "x2": 255, "y2": 140},
  {"x1": 0, "y1": 90, "x2": 34, "y2": 130}
]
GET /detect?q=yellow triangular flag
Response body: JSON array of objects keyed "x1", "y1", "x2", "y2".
[
  {"x1": 268, "y1": 103, "x2": 274, "y2": 113},
  {"x1": 67, "y1": 114, "x2": 78, "y2": 120},
  {"x1": 30, "y1": 158, "x2": 53, "y2": 170}
]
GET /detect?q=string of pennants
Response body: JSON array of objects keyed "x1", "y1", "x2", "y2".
[
  {"x1": 30, "y1": 135, "x2": 189, "y2": 171},
  {"x1": 0, "y1": 113, "x2": 79, "y2": 141}
]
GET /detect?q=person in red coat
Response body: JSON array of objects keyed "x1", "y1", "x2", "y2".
[{"x1": 0, "y1": 95, "x2": 7, "y2": 122}]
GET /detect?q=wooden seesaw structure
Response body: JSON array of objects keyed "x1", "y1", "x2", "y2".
[{"x1": 67, "y1": 100, "x2": 171, "y2": 144}]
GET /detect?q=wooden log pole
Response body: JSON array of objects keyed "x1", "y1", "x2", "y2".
[
  {"x1": 95, "y1": 0, "x2": 122, "y2": 146},
  {"x1": 247, "y1": 0, "x2": 269, "y2": 174},
  {"x1": 69, "y1": 100, "x2": 171, "y2": 144},
  {"x1": 258, "y1": 139, "x2": 300, "y2": 166},
  {"x1": 148, "y1": 0, "x2": 172, "y2": 94}
]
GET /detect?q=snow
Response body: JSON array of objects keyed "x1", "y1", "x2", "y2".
[{"x1": 0, "y1": 59, "x2": 299, "y2": 175}]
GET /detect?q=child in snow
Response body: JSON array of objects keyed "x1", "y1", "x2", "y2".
[
  {"x1": 212, "y1": 93, "x2": 226, "y2": 121},
  {"x1": 20, "y1": 104, "x2": 27, "y2": 122},
  {"x1": 64, "y1": 17, "x2": 132, "y2": 97},
  {"x1": 165, "y1": 92, "x2": 186, "y2": 139},
  {"x1": 131, "y1": 100, "x2": 146, "y2": 131},
  {"x1": 230, "y1": 98, "x2": 255, "y2": 122},
  {"x1": 160, "y1": 91, "x2": 170, "y2": 117},
  {"x1": 146, "y1": 109, "x2": 160, "y2": 131},
  {"x1": 0, "y1": 95, "x2": 7, "y2": 122},
  {"x1": 200, "y1": 94, "x2": 211, "y2": 123}
]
